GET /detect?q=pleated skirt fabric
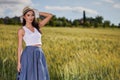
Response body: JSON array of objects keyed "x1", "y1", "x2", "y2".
[{"x1": 17, "y1": 46, "x2": 50, "y2": 80}]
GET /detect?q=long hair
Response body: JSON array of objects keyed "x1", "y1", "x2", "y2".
[{"x1": 22, "y1": 10, "x2": 42, "y2": 34}]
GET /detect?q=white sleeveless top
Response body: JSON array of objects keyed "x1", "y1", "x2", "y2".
[{"x1": 22, "y1": 26, "x2": 42, "y2": 46}]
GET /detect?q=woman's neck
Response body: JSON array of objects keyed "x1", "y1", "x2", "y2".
[{"x1": 25, "y1": 22, "x2": 33, "y2": 28}]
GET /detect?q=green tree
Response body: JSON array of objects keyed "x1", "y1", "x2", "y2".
[
  {"x1": 73, "y1": 19, "x2": 80, "y2": 27},
  {"x1": 103, "y1": 20, "x2": 111, "y2": 28},
  {"x1": 95, "y1": 16, "x2": 103, "y2": 24},
  {"x1": 48, "y1": 15, "x2": 57, "y2": 26},
  {"x1": 111, "y1": 24, "x2": 115, "y2": 28},
  {"x1": 83, "y1": 10, "x2": 86, "y2": 24},
  {"x1": 94, "y1": 16, "x2": 103, "y2": 27},
  {"x1": 94, "y1": 22, "x2": 99, "y2": 28},
  {"x1": 86, "y1": 17, "x2": 95, "y2": 27},
  {"x1": 0, "y1": 18, "x2": 4, "y2": 24},
  {"x1": 118, "y1": 23, "x2": 120, "y2": 28}
]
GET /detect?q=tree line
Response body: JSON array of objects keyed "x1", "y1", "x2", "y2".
[{"x1": 0, "y1": 11, "x2": 120, "y2": 28}]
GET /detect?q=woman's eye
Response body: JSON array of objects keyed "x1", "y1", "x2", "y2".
[{"x1": 26, "y1": 14, "x2": 34, "y2": 17}]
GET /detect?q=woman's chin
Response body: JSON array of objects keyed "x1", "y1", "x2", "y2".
[{"x1": 28, "y1": 21, "x2": 33, "y2": 23}]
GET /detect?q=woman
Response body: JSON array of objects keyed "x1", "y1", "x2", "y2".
[{"x1": 17, "y1": 6, "x2": 53, "y2": 80}]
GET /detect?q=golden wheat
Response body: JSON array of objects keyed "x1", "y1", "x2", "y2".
[{"x1": 0, "y1": 24, "x2": 120, "y2": 80}]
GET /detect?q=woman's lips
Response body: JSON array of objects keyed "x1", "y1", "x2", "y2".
[{"x1": 30, "y1": 19, "x2": 33, "y2": 21}]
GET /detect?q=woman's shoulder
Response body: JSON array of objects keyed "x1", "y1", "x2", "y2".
[
  {"x1": 17, "y1": 27, "x2": 25, "y2": 36},
  {"x1": 18, "y1": 27, "x2": 25, "y2": 32}
]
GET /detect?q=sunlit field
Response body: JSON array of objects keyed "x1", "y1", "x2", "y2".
[{"x1": 0, "y1": 24, "x2": 120, "y2": 80}]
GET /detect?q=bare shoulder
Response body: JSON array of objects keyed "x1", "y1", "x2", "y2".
[{"x1": 17, "y1": 27, "x2": 25, "y2": 36}]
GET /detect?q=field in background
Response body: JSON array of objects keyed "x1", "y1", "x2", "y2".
[{"x1": 0, "y1": 24, "x2": 120, "y2": 80}]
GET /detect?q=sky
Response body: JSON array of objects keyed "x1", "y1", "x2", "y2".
[{"x1": 0, "y1": 0, "x2": 120, "y2": 25}]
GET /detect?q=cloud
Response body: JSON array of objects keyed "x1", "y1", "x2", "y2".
[
  {"x1": 0, "y1": 0, "x2": 33, "y2": 17},
  {"x1": 0, "y1": 0, "x2": 32, "y2": 4},
  {"x1": 113, "y1": 3, "x2": 120, "y2": 9},
  {"x1": 101, "y1": 0, "x2": 120, "y2": 9},
  {"x1": 45, "y1": 6, "x2": 98, "y2": 15},
  {"x1": 102, "y1": 0, "x2": 114, "y2": 3},
  {"x1": 93, "y1": 2, "x2": 102, "y2": 5}
]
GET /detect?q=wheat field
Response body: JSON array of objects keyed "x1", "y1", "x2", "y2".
[{"x1": 0, "y1": 24, "x2": 120, "y2": 80}]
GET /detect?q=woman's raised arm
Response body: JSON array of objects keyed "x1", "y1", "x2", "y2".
[{"x1": 38, "y1": 12, "x2": 53, "y2": 27}]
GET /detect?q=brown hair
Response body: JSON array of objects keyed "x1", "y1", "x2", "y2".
[{"x1": 22, "y1": 10, "x2": 42, "y2": 34}]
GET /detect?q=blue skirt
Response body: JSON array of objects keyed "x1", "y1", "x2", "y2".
[{"x1": 17, "y1": 46, "x2": 50, "y2": 80}]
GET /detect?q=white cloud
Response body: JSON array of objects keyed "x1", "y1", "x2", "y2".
[
  {"x1": 45, "y1": 6, "x2": 98, "y2": 15},
  {"x1": 102, "y1": 0, "x2": 114, "y2": 3},
  {"x1": 101, "y1": 0, "x2": 120, "y2": 9},
  {"x1": 0, "y1": 9, "x2": 5, "y2": 17},
  {"x1": 46, "y1": 6, "x2": 72, "y2": 11},
  {"x1": 113, "y1": 3, "x2": 120, "y2": 9},
  {"x1": 93, "y1": 2, "x2": 102, "y2": 5},
  {"x1": 0, "y1": 0, "x2": 33, "y2": 17}
]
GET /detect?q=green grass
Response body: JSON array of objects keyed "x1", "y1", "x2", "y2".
[{"x1": 0, "y1": 24, "x2": 120, "y2": 80}]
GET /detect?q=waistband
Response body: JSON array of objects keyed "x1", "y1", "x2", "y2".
[{"x1": 26, "y1": 45, "x2": 41, "y2": 48}]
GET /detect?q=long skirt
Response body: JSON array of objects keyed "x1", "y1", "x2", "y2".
[{"x1": 16, "y1": 46, "x2": 50, "y2": 80}]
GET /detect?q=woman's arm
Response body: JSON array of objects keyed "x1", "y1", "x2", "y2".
[
  {"x1": 17, "y1": 28, "x2": 24, "y2": 72},
  {"x1": 38, "y1": 12, "x2": 53, "y2": 27}
]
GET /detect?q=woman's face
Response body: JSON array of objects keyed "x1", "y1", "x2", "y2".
[{"x1": 23, "y1": 10, "x2": 35, "y2": 23}]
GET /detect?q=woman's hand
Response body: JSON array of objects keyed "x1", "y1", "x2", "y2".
[
  {"x1": 39, "y1": 12, "x2": 53, "y2": 27},
  {"x1": 17, "y1": 62, "x2": 21, "y2": 72}
]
